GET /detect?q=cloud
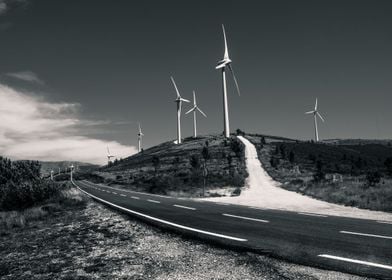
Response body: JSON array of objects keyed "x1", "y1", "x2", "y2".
[
  {"x1": 0, "y1": 0, "x2": 28, "y2": 16},
  {"x1": 0, "y1": 83, "x2": 137, "y2": 164},
  {"x1": 6, "y1": 70, "x2": 44, "y2": 85}
]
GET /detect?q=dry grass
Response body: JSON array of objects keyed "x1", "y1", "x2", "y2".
[{"x1": 0, "y1": 187, "x2": 87, "y2": 232}]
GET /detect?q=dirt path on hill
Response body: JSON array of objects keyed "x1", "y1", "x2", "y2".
[{"x1": 203, "y1": 136, "x2": 392, "y2": 222}]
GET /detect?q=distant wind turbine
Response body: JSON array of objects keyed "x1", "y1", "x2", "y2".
[
  {"x1": 107, "y1": 146, "x2": 115, "y2": 164},
  {"x1": 305, "y1": 98, "x2": 325, "y2": 142},
  {"x1": 137, "y1": 122, "x2": 144, "y2": 152},
  {"x1": 186, "y1": 91, "x2": 207, "y2": 138},
  {"x1": 216, "y1": 24, "x2": 241, "y2": 138},
  {"x1": 171, "y1": 77, "x2": 190, "y2": 144}
]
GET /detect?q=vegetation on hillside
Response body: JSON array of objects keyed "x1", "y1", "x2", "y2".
[
  {"x1": 93, "y1": 135, "x2": 248, "y2": 197},
  {"x1": 247, "y1": 135, "x2": 392, "y2": 212},
  {"x1": 0, "y1": 157, "x2": 60, "y2": 211}
]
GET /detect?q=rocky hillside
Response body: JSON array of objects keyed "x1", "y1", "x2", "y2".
[{"x1": 85, "y1": 135, "x2": 247, "y2": 197}]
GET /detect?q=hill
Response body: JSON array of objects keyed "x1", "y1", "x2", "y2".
[
  {"x1": 82, "y1": 135, "x2": 248, "y2": 197},
  {"x1": 246, "y1": 135, "x2": 392, "y2": 212},
  {"x1": 40, "y1": 161, "x2": 99, "y2": 177}
]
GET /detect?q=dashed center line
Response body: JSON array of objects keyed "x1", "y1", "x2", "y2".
[
  {"x1": 131, "y1": 196, "x2": 140, "y2": 200},
  {"x1": 298, "y1": 212, "x2": 327, "y2": 218},
  {"x1": 147, "y1": 199, "x2": 160, "y2": 204},
  {"x1": 318, "y1": 254, "x2": 392, "y2": 270},
  {"x1": 112, "y1": 192, "x2": 118, "y2": 195},
  {"x1": 173, "y1": 204, "x2": 196, "y2": 210},
  {"x1": 340, "y1": 230, "x2": 392, "y2": 240},
  {"x1": 223, "y1": 213, "x2": 269, "y2": 223},
  {"x1": 120, "y1": 194, "x2": 126, "y2": 197}
]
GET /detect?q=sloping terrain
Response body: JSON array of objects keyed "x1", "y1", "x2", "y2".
[
  {"x1": 88, "y1": 135, "x2": 248, "y2": 197},
  {"x1": 206, "y1": 136, "x2": 392, "y2": 221}
]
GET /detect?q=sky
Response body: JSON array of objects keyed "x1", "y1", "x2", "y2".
[{"x1": 0, "y1": 0, "x2": 391, "y2": 164}]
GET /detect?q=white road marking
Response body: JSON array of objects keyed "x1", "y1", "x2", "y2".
[
  {"x1": 147, "y1": 199, "x2": 160, "y2": 204},
  {"x1": 73, "y1": 181, "x2": 247, "y2": 242},
  {"x1": 131, "y1": 196, "x2": 140, "y2": 200},
  {"x1": 223, "y1": 213, "x2": 269, "y2": 223},
  {"x1": 120, "y1": 194, "x2": 126, "y2": 197},
  {"x1": 377, "y1": 221, "x2": 392, "y2": 225},
  {"x1": 112, "y1": 192, "x2": 118, "y2": 195},
  {"x1": 318, "y1": 254, "x2": 392, "y2": 270},
  {"x1": 340, "y1": 230, "x2": 392, "y2": 240},
  {"x1": 173, "y1": 204, "x2": 196, "y2": 210},
  {"x1": 298, "y1": 212, "x2": 328, "y2": 218}
]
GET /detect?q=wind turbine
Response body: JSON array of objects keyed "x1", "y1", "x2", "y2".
[
  {"x1": 216, "y1": 24, "x2": 241, "y2": 138},
  {"x1": 50, "y1": 170, "x2": 54, "y2": 181},
  {"x1": 305, "y1": 98, "x2": 325, "y2": 142},
  {"x1": 137, "y1": 122, "x2": 144, "y2": 152},
  {"x1": 186, "y1": 91, "x2": 207, "y2": 138},
  {"x1": 107, "y1": 146, "x2": 115, "y2": 164},
  {"x1": 171, "y1": 77, "x2": 190, "y2": 144},
  {"x1": 69, "y1": 164, "x2": 74, "y2": 181}
]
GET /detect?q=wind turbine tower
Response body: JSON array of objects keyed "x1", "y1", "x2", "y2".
[
  {"x1": 50, "y1": 170, "x2": 54, "y2": 181},
  {"x1": 216, "y1": 24, "x2": 241, "y2": 138},
  {"x1": 137, "y1": 122, "x2": 144, "y2": 152},
  {"x1": 70, "y1": 164, "x2": 74, "y2": 181},
  {"x1": 305, "y1": 98, "x2": 325, "y2": 142},
  {"x1": 186, "y1": 91, "x2": 207, "y2": 138},
  {"x1": 171, "y1": 77, "x2": 190, "y2": 144},
  {"x1": 107, "y1": 146, "x2": 115, "y2": 164}
]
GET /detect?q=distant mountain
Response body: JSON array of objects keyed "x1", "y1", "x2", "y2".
[
  {"x1": 323, "y1": 139, "x2": 392, "y2": 146},
  {"x1": 40, "y1": 161, "x2": 99, "y2": 177}
]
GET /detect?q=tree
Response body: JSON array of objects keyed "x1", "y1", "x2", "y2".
[
  {"x1": 261, "y1": 137, "x2": 266, "y2": 145},
  {"x1": 366, "y1": 171, "x2": 381, "y2": 187},
  {"x1": 236, "y1": 128, "x2": 245, "y2": 136},
  {"x1": 384, "y1": 157, "x2": 392, "y2": 176},
  {"x1": 152, "y1": 156, "x2": 160, "y2": 174},
  {"x1": 313, "y1": 160, "x2": 325, "y2": 182},
  {"x1": 201, "y1": 146, "x2": 210, "y2": 197},
  {"x1": 289, "y1": 151, "x2": 295, "y2": 163}
]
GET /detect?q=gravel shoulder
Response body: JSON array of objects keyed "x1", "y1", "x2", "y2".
[
  {"x1": 0, "y1": 190, "x2": 372, "y2": 280},
  {"x1": 203, "y1": 136, "x2": 392, "y2": 222}
]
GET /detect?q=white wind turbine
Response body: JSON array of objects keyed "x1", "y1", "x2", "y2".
[
  {"x1": 186, "y1": 91, "x2": 207, "y2": 138},
  {"x1": 216, "y1": 24, "x2": 241, "y2": 138},
  {"x1": 107, "y1": 146, "x2": 115, "y2": 164},
  {"x1": 305, "y1": 98, "x2": 325, "y2": 142},
  {"x1": 137, "y1": 122, "x2": 144, "y2": 152},
  {"x1": 171, "y1": 77, "x2": 190, "y2": 144}
]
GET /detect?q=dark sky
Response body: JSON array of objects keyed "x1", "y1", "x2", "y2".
[{"x1": 1, "y1": 0, "x2": 392, "y2": 152}]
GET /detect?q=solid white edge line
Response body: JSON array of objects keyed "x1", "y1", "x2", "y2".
[
  {"x1": 73, "y1": 181, "x2": 247, "y2": 242},
  {"x1": 340, "y1": 230, "x2": 392, "y2": 240},
  {"x1": 147, "y1": 199, "x2": 160, "y2": 204},
  {"x1": 298, "y1": 212, "x2": 327, "y2": 218},
  {"x1": 223, "y1": 213, "x2": 269, "y2": 223},
  {"x1": 318, "y1": 254, "x2": 392, "y2": 270},
  {"x1": 173, "y1": 204, "x2": 196, "y2": 210}
]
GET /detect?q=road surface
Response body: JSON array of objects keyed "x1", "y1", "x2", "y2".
[{"x1": 73, "y1": 180, "x2": 392, "y2": 279}]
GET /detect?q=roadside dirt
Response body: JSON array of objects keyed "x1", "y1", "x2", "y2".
[
  {"x1": 204, "y1": 136, "x2": 392, "y2": 222},
  {"x1": 0, "y1": 191, "x2": 372, "y2": 280}
]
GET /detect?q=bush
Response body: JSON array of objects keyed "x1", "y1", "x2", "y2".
[
  {"x1": 0, "y1": 157, "x2": 61, "y2": 211},
  {"x1": 365, "y1": 171, "x2": 382, "y2": 187}
]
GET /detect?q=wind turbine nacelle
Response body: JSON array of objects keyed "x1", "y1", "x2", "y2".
[{"x1": 216, "y1": 58, "x2": 231, "y2": 69}]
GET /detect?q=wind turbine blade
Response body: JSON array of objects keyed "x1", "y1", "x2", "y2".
[
  {"x1": 107, "y1": 146, "x2": 110, "y2": 155},
  {"x1": 317, "y1": 112, "x2": 325, "y2": 122},
  {"x1": 185, "y1": 107, "x2": 195, "y2": 114},
  {"x1": 305, "y1": 111, "x2": 315, "y2": 114},
  {"x1": 170, "y1": 76, "x2": 180, "y2": 98},
  {"x1": 193, "y1": 91, "x2": 196, "y2": 106},
  {"x1": 180, "y1": 98, "x2": 190, "y2": 103},
  {"x1": 315, "y1": 98, "x2": 318, "y2": 111},
  {"x1": 222, "y1": 24, "x2": 229, "y2": 60},
  {"x1": 197, "y1": 107, "x2": 207, "y2": 117},
  {"x1": 138, "y1": 122, "x2": 142, "y2": 134},
  {"x1": 228, "y1": 64, "x2": 240, "y2": 96}
]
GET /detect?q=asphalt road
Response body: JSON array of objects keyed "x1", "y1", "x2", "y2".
[{"x1": 73, "y1": 180, "x2": 392, "y2": 279}]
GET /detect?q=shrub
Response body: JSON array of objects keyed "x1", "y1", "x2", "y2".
[{"x1": 365, "y1": 171, "x2": 382, "y2": 187}]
